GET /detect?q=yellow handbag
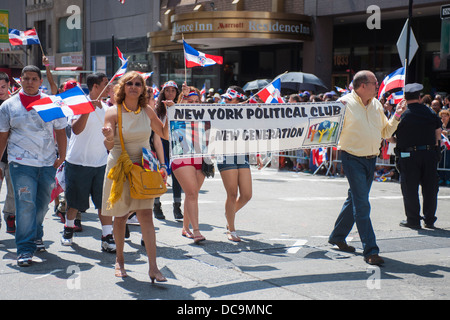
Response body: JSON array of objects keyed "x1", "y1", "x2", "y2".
[{"x1": 117, "y1": 104, "x2": 167, "y2": 200}]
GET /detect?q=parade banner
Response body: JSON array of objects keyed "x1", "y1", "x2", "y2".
[{"x1": 167, "y1": 102, "x2": 346, "y2": 159}]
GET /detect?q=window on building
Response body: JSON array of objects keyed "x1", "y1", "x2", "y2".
[{"x1": 58, "y1": 17, "x2": 82, "y2": 53}]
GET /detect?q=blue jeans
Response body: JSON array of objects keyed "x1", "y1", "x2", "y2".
[
  {"x1": 9, "y1": 162, "x2": 56, "y2": 256},
  {"x1": 329, "y1": 152, "x2": 379, "y2": 257}
]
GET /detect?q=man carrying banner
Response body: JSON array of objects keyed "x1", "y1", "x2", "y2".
[
  {"x1": 0, "y1": 65, "x2": 67, "y2": 267},
  {"x1": 328, "y1": 70, "x2": 405, "y2": 266}
]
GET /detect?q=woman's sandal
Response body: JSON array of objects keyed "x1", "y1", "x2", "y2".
[
  {"x1": 193, "y1": 229, "x2": 206, "y2": 244},
  {"x1": 115, "y1": 261, "x2": 127, "y2": 278},
  {"x1": 227, "y1": 230, "x2": 241, "y2": 242},
  {"x1": 149, "y1": 270, "x2": 167, "y2": 284},
  {"x1": 226, "y1": 224, "x2": 241, "y2": 242},
  {"x1": 181, "y1": 228, "x2": 194, "y2": 239}
]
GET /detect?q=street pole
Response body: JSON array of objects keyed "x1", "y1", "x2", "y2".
[
  {"x1": 111, "y1": 34, "x2": 115, "y2": 79},
  {"x1": 405, "y1": 0, "x2": 413, "y2": 83}
]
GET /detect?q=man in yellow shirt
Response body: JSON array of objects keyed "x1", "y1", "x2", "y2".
[{"x1": 328, "y1": 70, "x2": 406, "y2": 266}]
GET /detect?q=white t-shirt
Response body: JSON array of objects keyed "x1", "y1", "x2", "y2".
[
  {"x1": 66, "y1": 101, "x2": 109, "y2": 167},
  {"x1": 0, "y1": 91, "x2": 67, "y2": 167}
]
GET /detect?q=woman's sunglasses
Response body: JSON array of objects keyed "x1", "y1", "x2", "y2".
[{"x1": 125, "y1": 81, "x2": 143, "y2": 87}]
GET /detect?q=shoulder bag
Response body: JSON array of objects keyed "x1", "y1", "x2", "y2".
[{"x1": 117, "y1": 104, "x2": 167, "y2": 199}]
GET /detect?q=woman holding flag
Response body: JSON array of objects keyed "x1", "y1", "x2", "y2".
[{"x1": 101, "y1": 71, "x2": 168, "y2": 282}]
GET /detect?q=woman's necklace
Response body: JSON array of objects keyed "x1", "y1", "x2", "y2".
[{"x1": 123, "y1": 101, "x2": 141, "y2": 114}]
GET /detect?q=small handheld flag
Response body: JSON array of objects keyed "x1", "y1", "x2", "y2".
[
  {"x1": 256, "y1": 78, "x2": 284, "y2": 103},
  {"x1": 378, "y1": 67, "x2": 405, "y2": 100},
  {"x1": 29, "y1": 86, "x2": 95, "y2": 122},
  {"x1": 111, "y1": 47, "x2": 128, "y2": 81},
  {"x1": 8, "y1": 28, "x2": 40, "y2": 46},
  {"x1": 442, "y1": 134, "x2": 450, "y2": 151}
]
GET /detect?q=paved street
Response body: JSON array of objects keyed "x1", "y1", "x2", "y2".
[{"x1": 1, "y1": 166, "x2": 450, "y2": 303}]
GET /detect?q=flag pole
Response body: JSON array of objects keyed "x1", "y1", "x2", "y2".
[
  {"x1": 182, "y1": 34, "x2": 187, "y2": 85},
  {"x1": 94, "y1": 78, "x2": 113, "y2": 102},
  {"x1": 404, "y1": 59, "x2": 408, "y2": 86}
]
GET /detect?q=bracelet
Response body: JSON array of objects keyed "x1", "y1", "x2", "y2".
[
  {"x1": 105, "y1": 137, "x2": 114, "y2": 142},
  {"x1": 160, "y1": 164, "x2": 167, "y2": 169},
  {"x1": 44, "y1": 64, "x2": 50, "y2": 67},
  {"x1": 394, "y1": 112, "x2": 401, "y2": 118}
]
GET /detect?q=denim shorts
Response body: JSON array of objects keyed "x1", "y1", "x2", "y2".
[
  {"x1": 65, "y1": 162, "x2": 106, "y2": 211},
  {"x1": 217, "y1": 155, "x2": 250, "y2": 172}
]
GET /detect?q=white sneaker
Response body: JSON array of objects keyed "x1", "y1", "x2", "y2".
[
  {"x1": 101, "y1": 234, "x2": 116, "y2": 253},
  {"x1": 61, "y1": 226, "x2": 74, "y2": 246}
]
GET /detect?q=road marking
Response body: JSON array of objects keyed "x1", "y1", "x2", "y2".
[
  {"x1": 270, "y1": 238, "x2": 308, "y2": 254},
  {"x1": 34, "y1": 269, "x2": 64, "y2": 279}
]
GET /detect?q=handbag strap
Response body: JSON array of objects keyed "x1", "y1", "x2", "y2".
[{"x1": 117, "y1": 104, "x2": 126, "y2": 152}]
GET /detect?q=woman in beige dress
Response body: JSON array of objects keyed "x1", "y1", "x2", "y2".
[{"x1": 101, "y1": 71, "x2": 169, "y2": 282}]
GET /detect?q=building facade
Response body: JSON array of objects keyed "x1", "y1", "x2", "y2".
[
  {"x1": 150, "y1": 0, "x2": 312, "y2": 91},
  {"x1": 1, "y1": 1, "x2": 450, "y2": 95}
]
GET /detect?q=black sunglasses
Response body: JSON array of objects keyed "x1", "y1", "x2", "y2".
[{"x1": 125, "y1": 81, "x2": 143, "y2": 87}]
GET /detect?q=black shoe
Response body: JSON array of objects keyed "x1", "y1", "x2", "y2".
[
  {"x1": 173, "y1": 202, "x2": 183, "y2": 221},
  {"x1": 101, "y1": 234, "x2": 116, "y2": 253},
  {"x1": 364, "y1": 254, "x2": 385, "y2": 266},
  {"x1": 74, "y1": 218, "x2": 82, "y2": 232},
  {"x1": 35, "y1": 239, "x2": 46, "y2": 252},
  {"x1": 424, "y1": 223, "x2": 436, "y2": 229},
  {"x1": 399, "y1": 220, "x2": 421, "y2": 230},
  {"x1": 153, "y1": 203, "x2": 165, "y2": 220},
  {"x1": 328, "y1": 240, "x2": 356, "y2": 253}
]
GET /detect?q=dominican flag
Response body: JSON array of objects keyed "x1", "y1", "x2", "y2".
[
  {"x1": 256, "y1": 78, "x2": 284, "y2": 103},
  {"x1": 50, "y1": 162, "x2": 66, "y2": 203},
  {"x1": 152, "y1": 84, "x2": 160, "y2": 99},
  {"x1": 136, "y1": 71, "x2": 153, "y2": 80},
  {"x1": 378, "y1": 67, "x2": 405, "y2": 100},
  {"x1": 387, "y1": 90, "x2": 404, "y2": 104},
  {"x1": 29, "y1": 86, "x2": 95, "y2": 122},
  {"x1": 442, "y1": 134, "x2": 450, "y2": 151},
  {"x1": 335, "y1": 86, "x2": 349, "y2": 94},
  {"x1": 248, "y1": 95, "x2": 259, "y2": 104},
  {"x1": 312, "y1": 147, "x2": 327, "y2": 166},
  {"x1": 142, "y1": 148, "x2": 160, "y2": 172},
  {"x1": 183, "y1": 40, "x2": 223, "y2": 68},
  {"x1": 118, "y1": 0, "x2": 125, "y2": 3},
  {"x1": 200, "y1": 84, "x2": 206, "y2": 102},
  {"x1": 8, "y1": 28, "x2": 40, "y2": 46},
  {"x1": 111, "y1": 47, "x2": 128, "y2": 81}
]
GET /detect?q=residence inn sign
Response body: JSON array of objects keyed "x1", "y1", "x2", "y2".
[{"x1": 149, "y1": 11, "x2": 312, "y2": 52}]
